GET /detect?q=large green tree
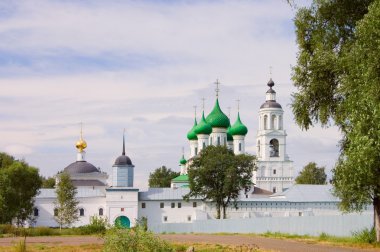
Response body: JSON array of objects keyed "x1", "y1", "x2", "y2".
[
  {"x1": 184, "y1": 146, "x2": 255, "y2": 219},
  {"x1": 148, "y1": 166, "x2": 180, "y2": 188},
  {"x1": 291, "y1": 0, "x2": 380, "y2": 240},
  {"x1": 54, "y1": 172, "x2": 79, "y2": 229},
  {"x1": 295, "y1": 162, "x2": 327, "y2": 185},
  {"x1": 0, "y1": 153, "x2": 42, "y2": 226}
]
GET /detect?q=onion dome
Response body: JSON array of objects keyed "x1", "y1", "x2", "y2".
[
  {"x1": 230, "y1": 112, "x2": 248, "y2": 136},
  {"x1": 260, "y1": 78, "x2": 282, "y2": 109},
  {"x1": 227, "y1": 126, "x2": 233, "y2": 141},
  {"x1": 206, "y1": 99, "x2": 230, "y2": 128},
  {"x1": 113, "y1": 133, "x2": 133, "y2": 166},
  {"x1": 179, "y1": 154, "x2": 187, "y2": 165},
  {"x1": 194, "y1": 111, "x2": 212, "y2": 135},
  {"x1": 187, "y1": 118, "x2": 198, "y2": 141}
]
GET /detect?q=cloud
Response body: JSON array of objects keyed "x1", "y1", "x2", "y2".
[{"x1": 0, "y1": 0, "x2": 339, "y2": 190}]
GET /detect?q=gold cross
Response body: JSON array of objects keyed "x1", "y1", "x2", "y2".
[
  {"x1": 193, "y1": 105, "x2": 197, "y2": 118},
  {"x1": 236, "y1": 99, "x2": 240, "y2": 111},
  {"x1": 201, "y1": 97, "x2": 206, "y2": 111}
]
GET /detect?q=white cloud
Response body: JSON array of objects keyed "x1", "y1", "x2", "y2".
[{"x1": 0, "y1": 0, "x2": 339, "y2": 189}]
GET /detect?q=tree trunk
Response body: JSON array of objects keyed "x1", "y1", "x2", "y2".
[
  {"x1": 223, "y1": 205, "x2": 226, "y2": 219},
  {"x1": 216, "y1": 202, "x2": 221, "y2": 219},
  {"x1": 374, "y1": 196, "x2": 380, "y2": 242}
]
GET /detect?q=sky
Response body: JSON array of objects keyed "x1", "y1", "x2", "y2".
[{"x1": 0, "y1": 0, "x2": 341, "y2": 189}]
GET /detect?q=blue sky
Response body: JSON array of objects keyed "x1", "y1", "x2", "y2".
[{"x1": 0, "y1": 0, "x2": 339, "y2": 189}]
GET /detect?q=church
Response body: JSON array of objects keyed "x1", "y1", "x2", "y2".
[{"x1": 33, "y1": 79, "x2": 347, "y2": 229}]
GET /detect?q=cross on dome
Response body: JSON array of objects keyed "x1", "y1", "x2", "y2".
[{"x1": 214, "y1": 79, "x2": 220, "y2": 98}]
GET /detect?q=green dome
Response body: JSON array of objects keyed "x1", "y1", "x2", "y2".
[
  {"x1": 206, "y1": 99, "x2": 230, "y2": 128},
  {"x1": 227, "y1": 126, "x2": 233, "y2": 141},
  {"x1": 194, "y1": 111, "x2": 212, "y2": 135},
  {"x1": 179, "y1": 154, "x2": 187, "y2": 165},
  {"x1": 187, "y1": 118, "x2": 198, "y2": 140},
  {"x1": 230, "y1": 112, "x2": 248, "y2": 136}
]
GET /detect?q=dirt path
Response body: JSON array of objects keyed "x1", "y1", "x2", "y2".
[
  {"x1": 160, "y1": 234, "x2": 380, "y2": 252},
  {"x1": 0, "y1": 234, "x2": 379, "y2": 252}
]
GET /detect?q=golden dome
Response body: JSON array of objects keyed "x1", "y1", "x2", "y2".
[
  {"x1": 76, "y1": 138, "x2": 87, "y2": 152},
  {"x1": 76, "y1": 123, "x2": 87, "y2": 152}
]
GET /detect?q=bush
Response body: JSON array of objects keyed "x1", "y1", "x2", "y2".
[
  {"x1": 103, "y1": 226, "x2": 173, "y2": 252},
  {"x1": 76, "y1": 215, "x2": 108, "y2": 235},
  {"x1": 352, "y1": 227, "x2": 376, "y2": 244}
]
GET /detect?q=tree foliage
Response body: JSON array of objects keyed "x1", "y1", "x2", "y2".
[
  {"x1": 291, "y1": 0, "x2": 380, "y2": 240},
  {"x1": 0, "y1": 152, "x2": 42, "y2": 226},
  {"x1": 54, "y1": 172, "x2": 79, "y2": 229},
  {"x1": 184, "y1": 146, "x2": 256, "y2": 219},
  {"x1": 41, "y1": 176, "x2": 55, "y2": 188},
  {"x1": 148, "y1": 166, "x2": 180, "y2": 188},
  {"x1": 295, "y1": 162, "x2": 327, "y2": 185}
]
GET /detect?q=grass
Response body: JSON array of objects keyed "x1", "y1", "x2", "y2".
[
  {"x1": 0, "y1": 244, "x2": 103, "y2": 252},
  {"x1": 260, "y1": 230, "x2": 380, "y2": 249}
]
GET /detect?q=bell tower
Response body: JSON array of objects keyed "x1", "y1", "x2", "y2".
[{"x1": 254, "y1": 78, "x2": 294, "y2": 193}]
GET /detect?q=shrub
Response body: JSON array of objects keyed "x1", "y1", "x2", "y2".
[
  {"x1": 352, "y1": 227, "x2": 376, "y2": 244},
  {"x1": 103, "y1": 226, "x2": 173, "y2": 252},
  {"x1": 76, "y1": 215, "x2": 108, "y2": 235}
]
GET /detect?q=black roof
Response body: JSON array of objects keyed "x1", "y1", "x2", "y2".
[
  {"x1": 114, "y1": 155, "x2": 133, "y2": 166},
  {"x1": 64, "y1": 161, "x2": 100, "y2": 174},
  {"x1": 260, "y1": 101, "x2": 282, "y2": 109}
]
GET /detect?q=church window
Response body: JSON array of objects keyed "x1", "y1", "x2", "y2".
[
  {"x1": 163, "y1": 216, "x2": 168, "y2": 222},
  {"x1": 264, "y1": 115, "x2": 268, "y2": 130},
  {"x1": 239, "y1": 143, "x2": 242, "y2": 151},
  {"x1": 142, "y1": 203, "x2": 146, "y2": 209},
  {"x1": 187, "y1": 216, "x2": 191, "y2": 221},
  {"x1": 195, "y1": 147, "x2": 198, "y2": 155},
  {"x1": 171, "y1": 202, "x2": 175, "y2": 208},
  {"x1": 160, "y1": 202, "x2": 164, "y2": 208},
  {"x1": 121, "y1": 208, "x2": 124, "y2": 212},
  {"x1": 203, "y1": 142, "x2": 206, "y2": 149},
  {"x1": 217, "y1": 137, "x2": 220, "y2": 146},
  {"x1": 33, "y1": 208, "x2": 39, "y2": 217},
  {"x1": 79, "y1": 208, "x2": 84, "y2": 216},
  {"x1": 178, "y1": 202, "x2": 182, "y2": 208},
  {"x1": 271, "y1": 115, "x2": 277, "y2": 129},
  {"x1": 54, "y1": 208, "x2": 58, "y2": 216},
  {"x1": 257, "y1": 141, "x2": 260, "y2": 156},
  {"x1": 273, "y1": 169, "x2": 276, "y2": 175},
  {"x1": 279, "y1": 115, "x2": 283, "y2": 129},
  {"x1": 99, "y1": 208, "x2": 104, "y2": 216},
  {"x1": 193, "y1": 202, "x2": 197, "y2": 208},
  {"x1": 269, "y1": 139, "x2": 279, "y2": 157},
  {"x1": 272, "y1": 187, "x2": 276, "y2": 193}
]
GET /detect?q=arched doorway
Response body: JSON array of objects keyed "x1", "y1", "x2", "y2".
[{"x1": 115, "y1": 215, "x2": 130, "y2": 228}]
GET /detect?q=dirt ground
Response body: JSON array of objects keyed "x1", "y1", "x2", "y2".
[{"x1": 0, "y1": 234, "x2": 380, "y2": 252}]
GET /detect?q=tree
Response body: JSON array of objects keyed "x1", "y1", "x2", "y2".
[
  {"x1": 291, "y1": 0, "x2": 380, "y2": 240},
  {"x1": 184, "y1": 146, "x2": 255, "y2": 219},
  {"x1": 295, "y1": 162, "x2": 327, "y2": 185},
  {"x1": 41, "y1": 176, "x2": 56, "y2": 188},
  {"x1": 0, "y1": 153, "x2": 42, "y2": 226},
  {"x1": 148, "y1": 166, "x2": 180, "y2": 188},
  {"x1": 54, "y1": 172, "x2": 79, "y2": 229}
]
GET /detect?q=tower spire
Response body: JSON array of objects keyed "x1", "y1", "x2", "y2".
[{"x1": 122, "y1": 129, "x2": 126, "y2": 156}]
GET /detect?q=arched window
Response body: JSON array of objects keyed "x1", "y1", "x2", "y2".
[
  {"x1": 257, "y1": 140, "x2": 261, "y2": 156},
  {"x1": 279, "y1": 115, "x2": 283, "y2": 129},
  {"x1": 269, "y1": 139, "x2": 279, "y2": 157},
  {"x1": 217, "y1": 137, "x2": 220, "y2": 146},
  {"x1": 33, "y1": 208, "x2": 39, "y2": 217},
  {"x1": 239, "y1": 143, "x2": 242, "y2": 151},
  {"x1": 99, "y1": 208, "x2": 103, "y2": 216},
  {"x1": 271, "y1": 115, "x2": 276, "y2": 129},
  {"x1": 195, "y1": 147, "x2": 198, "y2": 155},
  {"x1": 79, "y1": 208, "x2": 84, "y2": 216},
  {"x1": 263, "y1": 115, "x2": 268, "y2": 130}
]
